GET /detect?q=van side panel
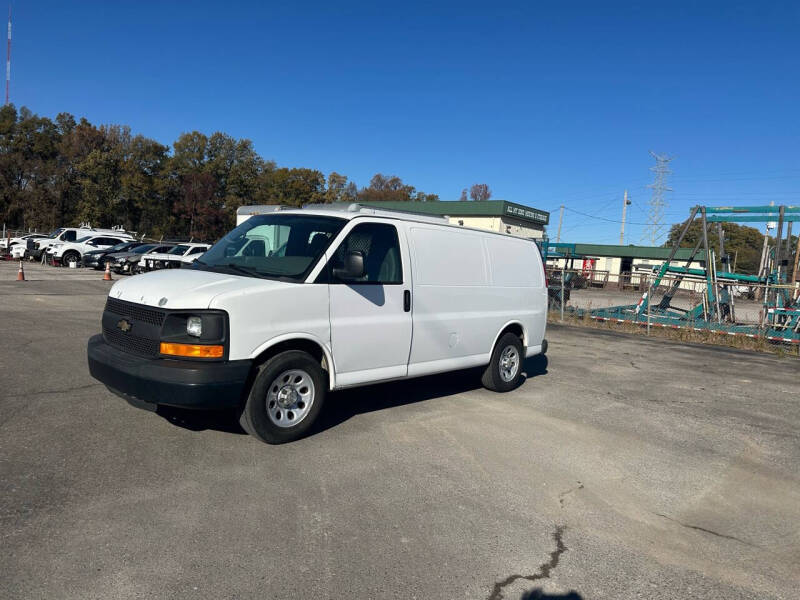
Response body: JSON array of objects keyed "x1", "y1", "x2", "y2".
[
  {"x1": 406, "y1": 225, "x2": 530, "y2": 378},
  {"x1": 483, "y1": 234, "x2": 547, "y2": 355}
]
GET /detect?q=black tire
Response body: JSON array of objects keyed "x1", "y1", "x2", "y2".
[
  {"x1": 481, "y1": 332, "x2": 525, "y2": 392},
  {"x1": 239, "y1": 350, "x2": 326, "y2": 444},
  {"x1": 62, "y1": 250, "x2": 80, "y2": 267}
]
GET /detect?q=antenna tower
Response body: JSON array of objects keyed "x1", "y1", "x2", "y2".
[
  {"x1": 643, "y1": 150, "x2": 673, "y2": 245},
  {"x1": 5, "y1": 6, "x2": 10, "y2": 105}
]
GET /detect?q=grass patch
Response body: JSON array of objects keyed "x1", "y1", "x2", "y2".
[{"x1": 548, "y1": 310, "x2": 799, "y2": 357}]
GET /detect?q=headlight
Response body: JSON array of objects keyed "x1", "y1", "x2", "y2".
[
  {"x1": 186, "y1": 316, "x2": 203, "y2": 337},
  {"x1": 160, "y1": 311, "x2": 228, "y2": 360}
]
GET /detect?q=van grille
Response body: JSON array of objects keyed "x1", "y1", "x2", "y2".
[
  {"x1": 102, "y1": 325, "x2": 161, "y2": 357},
  {"x1": 102, "y1": 298, "x2": 165, "y2": 357},
  {"x1": 105, "y1": 297, "x2": 165, "y2": 327}
]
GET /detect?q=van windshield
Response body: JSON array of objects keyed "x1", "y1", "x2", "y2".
[{"x1": 195, "y1": 214, "x2": 346, "y2": 281}]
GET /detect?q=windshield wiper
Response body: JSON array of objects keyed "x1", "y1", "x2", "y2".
[{"x1": 222, "y1": 263, "x2": 269, "y2": 279}]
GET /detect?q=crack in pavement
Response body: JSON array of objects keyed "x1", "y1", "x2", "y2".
[
  {"x1": 0, "y1": 383, "x2": 105, "y2": 427},
  {"x1": 654, "y1": 513, "x2": 757, "y2": 547},
  {"x1": 558, "y1": 482, "x2": 584, "y2": 508},
  {"x1": 1, "y1": 382, "x2": 103, "y2": 401},
  {"x1": 487, "y1": 525, "x2": 567, "y2": 600}
]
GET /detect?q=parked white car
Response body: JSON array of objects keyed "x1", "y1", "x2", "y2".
[
  {"x1": 10, "y1": 244, "x2": 27, "y2": 259},
  {"x1": 88, "y1": 205, "x2": 547, "y2": 444},
  {"x1": 30, "y1": 225, "x2": 132, "y2": 260},
  {"x1": 50, "y1": 233, "x2": 135, "y2": 266},
  {"x1": 138, "y1": 243, "x2": 210, "y2": 271}
]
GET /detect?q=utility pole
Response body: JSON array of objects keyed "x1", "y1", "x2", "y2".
[
  {"x1": 5, "y1": 7, "x2": 9, "y2": 105},
  {"x1": 555, "y1": 205, "x2": 564, "y2": 243},
  {"x1": 643, "y1": 151, "x2": 673, "y2": 245},
  {"x1": 619, "y1": 189, "x2": 630, "y2": 245}
]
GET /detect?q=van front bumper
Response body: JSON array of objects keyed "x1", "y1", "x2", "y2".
[{"x1": 87, "y1": 334, "x2": 251, "y2": 410}]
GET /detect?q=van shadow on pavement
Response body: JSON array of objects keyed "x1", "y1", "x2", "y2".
[
  {"x1": 521, "y1": 590, "x2": 583, "y2": 600},
  {"x1": 155, "y1": 355, "x2": 548, "y2": 437}
]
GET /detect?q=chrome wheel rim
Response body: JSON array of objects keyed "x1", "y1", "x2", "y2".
[
  {"x1": 266, "y1": 369, "x2": 315, "y2": 428},
  {"x1": 499, "y1": 345, "x2": 520, "y2": 382}
]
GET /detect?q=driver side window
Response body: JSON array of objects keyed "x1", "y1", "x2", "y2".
[{"x1": 321, "y1": 222, "x2": 402, "y2": 284}]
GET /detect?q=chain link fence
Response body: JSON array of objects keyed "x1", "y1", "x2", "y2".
[{"x1": 547, "y1": 266, "x2": 800, "y2": 351}]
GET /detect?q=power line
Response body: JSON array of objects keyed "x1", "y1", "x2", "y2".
[{"x1": 564, "y1": 206, "x2": 651, "y2": 225}]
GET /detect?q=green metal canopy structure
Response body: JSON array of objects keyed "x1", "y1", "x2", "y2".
[{"x1": 579, "y1": 205, "x2": 800, "y2": 345}]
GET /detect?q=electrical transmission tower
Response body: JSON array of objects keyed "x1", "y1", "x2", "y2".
[{"x1": 642, "y1": 151, "x2": 673, "y2": 245}]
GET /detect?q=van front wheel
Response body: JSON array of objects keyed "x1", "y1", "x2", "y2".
[
  {"x1": 481, "y1": 332, "x2": 524, "y2": 392},
  {"x1": 239, "y1": 350, "x2": 326, "y2": 444}
]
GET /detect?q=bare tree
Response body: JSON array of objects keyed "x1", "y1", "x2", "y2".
[
  {"x1": 459, "y1": 188, "x2": 467, "y2": 201},
  {"x1": 469, "y1": 183, "x2": 491, "y2": 202}
]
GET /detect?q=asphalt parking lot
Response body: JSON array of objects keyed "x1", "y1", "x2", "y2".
[{"x1": 1, "y1": 264, "x2": 799, "y2": 600}]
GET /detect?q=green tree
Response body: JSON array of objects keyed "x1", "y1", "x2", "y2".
[
  {"x1": 259, "y1": 167, "x2": 326, "y2": 206},
  {"x1": 324, "y1": 171, "x2": 356, "y2": 203}
]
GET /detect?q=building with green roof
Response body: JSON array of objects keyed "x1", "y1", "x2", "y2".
[
  {"x1": 548, "y1": 242, "x2": 706, "y2": 290},
  {"x1": 358, "y1": 200, "x2": 549, "y2": 239}
]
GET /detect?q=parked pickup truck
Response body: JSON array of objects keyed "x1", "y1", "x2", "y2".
[
  {"x1": 87, "y1": 204, "x2": 548, "y2": 444},
  {"x1": 1, "y1": 233, "x2": 48, "y2": 252},
  {"x1": 139, "y1": 243, "x2": 210, "y2": 271}
]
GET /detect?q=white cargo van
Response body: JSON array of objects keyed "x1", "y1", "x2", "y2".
[{"x1": 87, "y1": 204, "x2": 547, "y2": 444}]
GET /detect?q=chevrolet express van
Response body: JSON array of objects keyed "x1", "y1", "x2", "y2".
[{"x1": 87, "y1": 204, "x2": 548, "y2": 444}]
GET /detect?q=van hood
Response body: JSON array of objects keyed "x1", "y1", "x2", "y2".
[{"x1": 108, "y1": 268, "x2": 286, "y2": 309}]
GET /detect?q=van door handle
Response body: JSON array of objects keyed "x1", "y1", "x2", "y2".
[{"x1": 403, "y1": 290, "x2": 411, "y2": 312}]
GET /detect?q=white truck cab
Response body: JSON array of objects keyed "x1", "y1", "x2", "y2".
[{"x1": 88, "y1": 204, "x2": 548, "y2": 444}]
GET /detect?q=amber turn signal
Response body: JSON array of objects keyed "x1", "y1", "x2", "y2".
[{"x1": 160, "y1": 342, "x2": 224, "y2": 358}]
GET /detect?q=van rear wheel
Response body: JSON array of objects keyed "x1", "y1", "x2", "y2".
[
  {"x1": 239, "y1": 350, "x2": 326, "y2": 444},
  {"x1": 481, "y1": 332, "x2": 524, "y2": 392}
]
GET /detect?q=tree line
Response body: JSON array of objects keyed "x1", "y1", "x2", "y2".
[{"x1": 0, "y1": 105, "x2": 490, "y2": 242}]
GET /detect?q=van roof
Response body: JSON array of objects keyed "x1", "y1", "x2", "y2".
[
  {"x1": 237, "y1": 203, "x2": 448, "y2": 224},
  {"x1": 264, "y1": 203, "x2": 538, "y2": 242}
]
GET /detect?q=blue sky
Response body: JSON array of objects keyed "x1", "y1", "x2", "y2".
[{"x1": 11, "y1": 1, "x2": 800, "y2": 243}]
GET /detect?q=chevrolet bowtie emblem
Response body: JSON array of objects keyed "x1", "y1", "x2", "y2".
[{"x1": 117, "y1": 319, "x2": 132, "y2": 333}]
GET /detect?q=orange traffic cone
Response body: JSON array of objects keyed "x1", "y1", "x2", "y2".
[
  {"x1": 103, "y1": 261, "x2": 113, "y2": 281},
  {"x1": 17, "y1": 260, "x2": 25, "y2": 281}
]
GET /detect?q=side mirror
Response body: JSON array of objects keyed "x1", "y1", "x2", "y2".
[{"x1": 332, "y1": 250, "x2": 365, "y2": 281}]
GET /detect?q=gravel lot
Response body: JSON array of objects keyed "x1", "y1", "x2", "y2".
[{"x1": 1, "y1": 262, "x2": 798, "y2": 600}]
